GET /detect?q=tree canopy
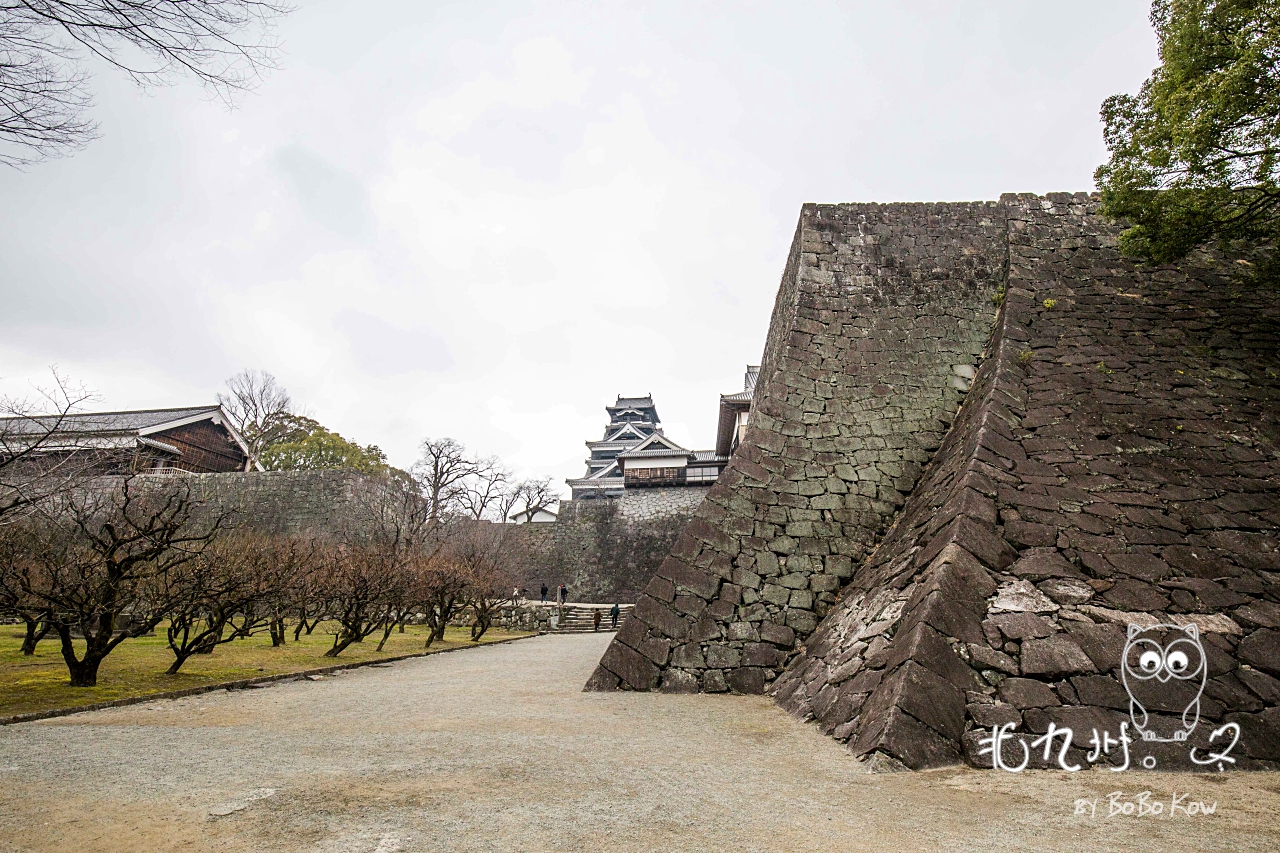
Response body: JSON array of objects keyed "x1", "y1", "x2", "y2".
[
  {"x1": 258, "y1": 415, "x2": 389, "y2": 474},
  {"x1": 1096, "y1": 0, "x2": 1280, "y2": 272}
]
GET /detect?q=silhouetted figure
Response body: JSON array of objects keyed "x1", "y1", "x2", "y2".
[
  {"x1": 540, "y1": 583, "x2": 548, "y2": 603},
  {"x1": 610, "y1": 602, "x2": 620, "y2": 630},
  {"x1": 592, "y1": 609, "x2": 602, "y2": 632}
]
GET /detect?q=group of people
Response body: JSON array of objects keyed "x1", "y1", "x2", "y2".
[
  {"x1": 538, "y1": 582, "x2": 570, "y2": 605},
  {"x1": 512, "y1": 583, "x2": 620, "y2": 631}
]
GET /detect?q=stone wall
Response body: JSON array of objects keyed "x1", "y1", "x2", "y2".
[
  {"x1": 616, "y1": 487, "x2": 712, "y2": 521},
  {"x1": 770, "y1": 193, "x2": 1280, "y2": 770},
  {"x1": 511, "y1": 496, "x2": 700, "y2": 603},
  {"x1": 158, "y1": 469, "x2": 375, "y2": 535},
  {"x1": 150, "y1": 470, "x2": 704, "y2": 604},
  {"x1": 586, "y1": 203, "x2": 1009, "y2": 694}
]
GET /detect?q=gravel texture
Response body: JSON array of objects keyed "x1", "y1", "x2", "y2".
[{"x1": 1, "y1": 632, "x2": 1278, "y2": 852}]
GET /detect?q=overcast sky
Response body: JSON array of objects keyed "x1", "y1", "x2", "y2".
[{"x1": 0, "y1": 1, "x2": 1158, "y2": 494}]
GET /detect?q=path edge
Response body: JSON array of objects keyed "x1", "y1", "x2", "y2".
[{"x1": 0, "y1": 632, "x2": 538, "y2": 727}]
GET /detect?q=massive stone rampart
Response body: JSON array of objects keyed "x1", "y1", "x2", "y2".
[
  {"x1": 586, "y1": 202, "x2": 1009, "y2": 693},
  {"x1": 589, "y1": 193, "x2": 1280, "y2": 770},
  {"x1": 772, "y1": 193, "x2": 1280, "y2": 769}
]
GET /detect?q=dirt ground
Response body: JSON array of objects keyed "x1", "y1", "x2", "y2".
[{"x1": 1, "y1": 632, "x2": 1277, "y2": 853}]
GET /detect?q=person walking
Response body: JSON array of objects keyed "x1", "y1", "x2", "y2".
[
  {"x1": 592, "y1": 608, "x2": 602, "y2": 632},
  {"x1": 540, "y1": 583, "x2": 548, "y2": 603},
  {"x1": 610, "y1": 602, "x2": 620, "y2": 630},
  {"x1": 559, "y1": 584, "x2": 568, "y2": 606}
]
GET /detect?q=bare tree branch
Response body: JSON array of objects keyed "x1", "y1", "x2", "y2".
[
  {"x1": 0, "y1": 367, "x2": 97, "y2": 525},
  {"x1": 216, "y1": 368, "x2": 293, "y2": 468},
  {"x1": 0, "y1": 0, "x2": 292, "y2": 165}
]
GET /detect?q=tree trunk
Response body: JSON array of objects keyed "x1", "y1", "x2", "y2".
[
  {"x1": 166, "y1": 651, "x2": 192, "y2": 675},
  {"x1": 270, "y1": 618, "x2": 286, "y2": 647},
  {"x1": 324, "y1": 632, "x2": 357, "y2": 658},
  {"x1": 67, "y1": 656, "x2": 102, "y2": 687},
  {"x1": 20, "y1": 617, "x2": 50, "y2": 655},
  {"x1": 375, "y1": 621, "x2": 394, "y2": 652}
]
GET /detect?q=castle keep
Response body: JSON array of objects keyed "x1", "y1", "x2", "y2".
[{"x1": 587, "y1": 193, "x2": 1280, "y2": 770}]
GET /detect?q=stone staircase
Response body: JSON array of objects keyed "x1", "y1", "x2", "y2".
[{"x1": 550, "y1": 604, "x2": 633, "y2": 634}]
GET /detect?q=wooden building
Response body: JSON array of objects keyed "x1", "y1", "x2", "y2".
[{"x1": 0, "y1": 405, "x2": 254, "y2": 474}]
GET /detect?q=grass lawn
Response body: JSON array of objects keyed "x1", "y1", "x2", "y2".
[{"x1": 0, "y1": 622, "x2": 530, "y2": 718}]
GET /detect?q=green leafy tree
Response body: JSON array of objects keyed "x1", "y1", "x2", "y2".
[
  {"x1": 1096, "y1": 0, "x2": 1280, "y2": 271},
  {"x1": 259, "y1": 415, "x2": 389, "y2": 473}
]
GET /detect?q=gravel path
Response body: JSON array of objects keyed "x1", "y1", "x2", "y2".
[{"x1": 2, "y1": 633, "x2": 1278, "y2": 852}]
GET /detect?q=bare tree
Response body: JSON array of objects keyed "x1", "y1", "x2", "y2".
[
  {"x1": 0, "y1": 0, "x2": 291, "y2": 166},
  {"x1": 217, "y1": 368, "x2": 293, "y2": 468},
  {"x1": 0, "y1": 369, "x2": 96, "y2": 526},
  {"x1": 448, "y1": 522, "x2": 515, "y2": 642},
  {"x1": 161, "y1": 532, "x2": 266, "y2": 673},
  {"x1": 458, "y1": 456, "x2": 511, "y2": 521},
  {"x1": 0, "y1": 523, "x2": 53, "y2": 653},
  {"x1": 504, "y1": 476, "x2": 559, "y2": 523},
  {"x1": 323, "y1": 473, "x2": 434, "y2": 657},
  {"x1": 15, "y1": 474, "x2": 226, "y2": 686},
  {"x1": 317, "y1": 543, "x2": 396, "y2": 658},
  {"x1": 413, "y1": 437, "x2": 477, "y2": 523}
]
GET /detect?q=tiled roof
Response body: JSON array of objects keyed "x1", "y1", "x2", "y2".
[{"x1": 0, "y1": 406, "x2": 221, "y2": 437}]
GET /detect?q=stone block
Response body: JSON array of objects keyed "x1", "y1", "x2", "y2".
[
  {"x1": 728, "y1": 667, "x2": 767, "y2": 694},
  {"x1": 1021, "y1": 634, "x2": 1096, "y2": 677},
  {"x1": 1010, "y1": 548, "x2": 1083, "y2": 580},
  {"x1": 1063, "y1": 621, "x2": 1126, "y2": 672},
  {"x1": 989, "y1": 613, "x2": 1055, "y2": 640},
  {"x1": 1239, "y1": 629, "x2": 1280, "y2": 677},
  {"x1": 702, "y1": 669, "x2": 728, "y2": 693},
  {"x1": 967, "y1": 701, "x2": 1022, "y2": 729},
  {"x1": 659, "y1": 669, "x2": 699, "y2": 694},
  {"x1": 632, "y1": 595, "x2": 690, "y2": 641},
  {"x1": 998, "y1": 677, "x2": 1060, "y2": 709},
  {"x1": 599, "y1": 641, "x2": 659, "y2": 691},
  {"x1": 789, "y1": 589, "x2": 815, "y2": 610},
  {"x1": 761, "y1": 584, "x2": 791, "y2": 606},
  {"x1": 883, "y1": 622, "x2": 980, "y2": 692},
  {"x1": 705, "y1": 643, "x2": 741, "y2": 669},
  {"x1": 670, "y1": 643, "x2": 706, "y2": 669},
  {"x1": 785, "y1": 609, "x2": 819, "y2": 634},
  {"x1": 583, "y1": 665, "x2": 620, "y2": 692},
  {"x1": 743, "y1": 642, "x2": 785, "y2": 668},
  {"x1": 760, "y1": 621, "x2": 796, "y2": 648},
  {"x1": 1069, "y1": 675, "x2": 1129, "y2": 710}
]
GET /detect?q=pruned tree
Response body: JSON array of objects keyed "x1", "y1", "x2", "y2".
[
  {"x1": 15, "y1": 474, "x2": 227, "y2": 686},
  {"x1": 413, "y1": 437, "x2": 478, "y2": 523},
  {"x1": 0, "y1": 0, "x2": 290, "y2": 166},
  {"x1": 317, "y1": 542, "x2": 399, "y2": 658},
  {"x1": 161, "y1": 531, "x2": 273, "y2": 672},
  {"x1": 217, "y1": 369, "x2": 294, "y2": 468},
  {"x1": 0, "y1": 369, "x2": 96, "y2": 526},
  {"x1": 0, "y1": 523, "x2": 53, "y2": 654},
  {"x1": 447, "y1": 521, "x2": 515, "y2": 642},
  {"x1": 324, "y1": 473, "x2": 434, "y2": 657},
  {"x1": 419, "y1": 544, "x2": 470, "y2": 648}
]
